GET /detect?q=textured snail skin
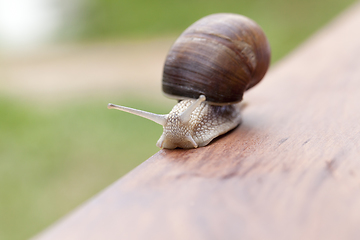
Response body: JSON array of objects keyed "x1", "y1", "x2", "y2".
[
  {"x1": 162, "y1": 13, "x2": 271, "y2": 104},
  {"x1": 156, "y1": 97, "x2": 242, "y2": 149},
  {"x1": 108, "y1": 95, "x2": 241, "y2": 149}
]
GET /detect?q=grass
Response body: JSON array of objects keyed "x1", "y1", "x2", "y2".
[
  {"x1": 0, "y1": 95, "x2": 168, "y2": 240},
  {"x1": 1, "y1": 0, "x2": 358, "y2": 239},
  {"x1": 74, "y1": 0, "x2": 357, "y2": 62}
]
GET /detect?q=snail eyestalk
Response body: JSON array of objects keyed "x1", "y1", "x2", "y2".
[
  {"x1": 180, "y1": 95, "x2": 206, "y2": 123},
  {"x1": 107, "y1": 103, "x2": 166, "y2": 126}
]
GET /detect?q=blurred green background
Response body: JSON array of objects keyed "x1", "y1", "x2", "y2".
[{"x1": 0, "y1": 0, "x2": 357, "y2": 239}]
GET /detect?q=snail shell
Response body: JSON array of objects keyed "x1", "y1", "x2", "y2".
[
  {"x1": 162, "y1": 13, "x2": 271, "y2": 105},
  {"x1": 108, "y1": 13, "x2": 270, "y2": 149}
]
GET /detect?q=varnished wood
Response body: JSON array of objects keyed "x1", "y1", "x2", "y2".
[{"x1": 34, "y1": 3, "x2": 360, "y2": 240}]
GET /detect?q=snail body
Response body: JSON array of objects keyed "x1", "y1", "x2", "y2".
[{"x1": 108, "y1": 13, "x2": 270, "y2": 149}]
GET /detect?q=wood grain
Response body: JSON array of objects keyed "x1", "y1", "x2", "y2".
[{"x1": 34, "y1": 3, "x2": 360, "y2": 240}]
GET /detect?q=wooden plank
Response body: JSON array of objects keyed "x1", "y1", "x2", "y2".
[{"x1": 33, "y1": 3, "x2": 360, "y2": 240}]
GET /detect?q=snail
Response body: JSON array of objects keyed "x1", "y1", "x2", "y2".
[{"x1": 108, "y1": 13, "x2": 271, "y2": 149}]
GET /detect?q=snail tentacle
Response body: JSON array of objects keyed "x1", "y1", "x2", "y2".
[
  {"x1": 107, "y1": 103, "x2": 167, "y2": 126},
  {"x1": 180, "y1": 95, "x2": 206, "y2": 123}
]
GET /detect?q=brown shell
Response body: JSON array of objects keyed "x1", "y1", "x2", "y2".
[{"x1": 162, "y1": 13, "x2": 271, "y2": 105}]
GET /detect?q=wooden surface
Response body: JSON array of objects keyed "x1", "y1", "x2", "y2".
[{"x1": 34, "y1": 3, "x2": 360, "y2": 240}]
